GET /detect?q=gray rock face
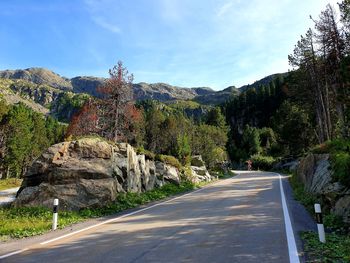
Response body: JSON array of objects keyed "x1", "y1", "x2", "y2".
[
  {"x1": 297, "y1": 154, "x2": 350, "y2": 223},
  {"x1": 309, "y1": 159, "x2": 332, "y2": 193},
  {"x1": 14, "y1": 138, "x2": 180, "y2": 210}
]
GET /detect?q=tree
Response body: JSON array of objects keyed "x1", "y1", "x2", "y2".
[
  {"x1": 205, "y1": 107, "x2": 227, "y2": 129},
  {"x1": 5, "y1": 103, "x2": 33, "y2": 177},
  {"x1": 242, "y1": 125, "x2": 262, "y2": 156},
  {"x1": 98, "y1": 61, "x2": 134, "y2": 142},
  {"x1": 66, "y1": 98, "x2": 99, "y2": 138},
  {"x1": 31, "y1": 112, "x2": 49, "y2": 160},
  {"x1": 289, "y1": 29, "x2": 333, "y2": 142},
  {"x1": 273, "y1": 101, "x2": 314, "y2": 155}
]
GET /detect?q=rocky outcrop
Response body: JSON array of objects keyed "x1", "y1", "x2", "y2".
[
  {"x1": 9, "y1": 82, "x2": 62, "y2": 107},
  {"x1": 190, "y1": 155, "x2": 213, "y2": 183},
  {"x1": 297, "y1": 154, "x2": 350, "y2": 223},
  {"x1": 14, "y1": 138, "x2": 180, "y2": 210}
]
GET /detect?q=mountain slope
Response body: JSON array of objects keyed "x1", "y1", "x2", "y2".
[{"x1": 0, "y1": 68, "x2": 72, "y2": 91}]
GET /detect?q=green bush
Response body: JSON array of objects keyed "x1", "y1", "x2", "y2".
[
  {"x1": 311, "y1": 139, "x2": 350, "y2": 154},
  {"x1": 155, "y1": 154, "x2": 182, "y2": 169},
  {"x1": 250, "y1": 154, "x2": 276, "y2": 170},
  {"x1": 136, "y1": 147, "x2": 156, "y2": 160},
  {"x1": 331, "y1": 152, "x2": 350, "y2": 187}
]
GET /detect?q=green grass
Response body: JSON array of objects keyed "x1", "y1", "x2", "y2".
[
  {"x1": 0, "y1": 178, "x2": 22, "y2": 191},
  {"x1": 288, "y1": 173, "x2": 319, "y2": 214},
  {"x1": 301, "y1": 231, "x2": 350, "y2": 262},
  {"x1": 0, "y1": 182, "x2": 198, "y2": 240}
]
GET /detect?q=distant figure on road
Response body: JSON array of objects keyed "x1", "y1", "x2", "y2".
[{"x1": 247, "y1": 160, "x2": 252, "y2": 171}]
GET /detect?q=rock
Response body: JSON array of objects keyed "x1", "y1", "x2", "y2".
[
  {"x1": 297, "y1": 154, "x2": 330, "y2": 191},
  {"x1": 190, "y1": 155, "x2": 213, "y2": 183},
  {"x1": 297, "y1": 153, "x2": 350, "y2": 224},
  {"x1": 155, "y1": 162, "x2": 180, "y2": 185},
  {"x1": 14, "y1": 138, "x2": 180, "y2": 210},
  {"x1": 333, "y1": 195, "x2": 350, "y2": 223},
  {"x1": 14, "y1": 179, "x2": 118, "y2": 211},
  {"x1": 309, "y1": 159, "x2": 332, "y2": 193}
]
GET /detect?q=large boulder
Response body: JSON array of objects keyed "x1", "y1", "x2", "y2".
[{"x1": 14, "y1": 138, "x2": 180, "y2": 210}]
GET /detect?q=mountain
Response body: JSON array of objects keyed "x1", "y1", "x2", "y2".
[
  {"x1": 0, "y1": 68, "x2": 73, "y2": 91},
  {"x1": 239, "y1": 73, "x2": 288, "y2": 92},
  {"x1": 194, "y1": 86, "x2": 239, "y2": 105},
  {"x1": 0, "y1": 68, "x2": 237, "y2": 105}
]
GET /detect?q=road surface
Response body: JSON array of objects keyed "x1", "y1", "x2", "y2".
[
  {"x1": 1, "y1": 172, "x2": 303, "y2": 263},
  {"x1": 0, "y1": 187, "x2": 19, "y2": 206}
]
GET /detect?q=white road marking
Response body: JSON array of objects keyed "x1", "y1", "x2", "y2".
[
  {"x1": 278, "y1": 173, "x2": 300, "y2": 263},
  {"x1": 0, "y1": 249, "x2": 28, "y2": 260}
]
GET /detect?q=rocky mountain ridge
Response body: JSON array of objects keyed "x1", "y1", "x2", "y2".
[{"x1": 0, "y1": 67, "x2": 234, "y2": 104}]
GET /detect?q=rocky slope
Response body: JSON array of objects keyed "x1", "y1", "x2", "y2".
[
  {"x1": 14, "y1": 138, "x2": 214, "y2": 210},
  {"x1": 297, "y1": 154, "x2": 350, "y2": 223}
]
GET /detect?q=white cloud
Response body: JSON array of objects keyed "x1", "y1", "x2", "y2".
[
  {"x1": 91, "y1": 16, "x2": 121, "y2": 34},
  {"x1": 216, "y1": 2, "x2": 234, "y2": 18}
]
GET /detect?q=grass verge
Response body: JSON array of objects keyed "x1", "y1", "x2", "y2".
[
  {"x1": 0, "y1": 182, "x2": 200, "y2": 240},
  {"x1": 301, "y1": 231, "x2": 350, "y2": 262},
  {"x1": 0, "y1": 178, "x2": 22, "y2": 191}
]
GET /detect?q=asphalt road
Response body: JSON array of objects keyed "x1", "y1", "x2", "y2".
[{"x1": 1, "y1": 172, "x2": 304, "y2": 263}]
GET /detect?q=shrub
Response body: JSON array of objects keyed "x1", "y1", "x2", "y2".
[
  {"x1": 250, "y1": 154, "x2": 276, "y2": 170},
  {"x1": 311, "y1": 139, "x2": 350, "y2": 154},
  {"x1": 136, "y1": 147, "x2": 156, "y2": 160},
  {"x1": 331, "y1": 152, "x2": 350, "y2": 187},
  {"x1": 155, "y1": 154, "x2": 182, "y2": 169}
]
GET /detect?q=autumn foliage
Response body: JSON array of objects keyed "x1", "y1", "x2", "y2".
[{"x1": 66, "y1": 61, "x2": 143, "y2": 143}]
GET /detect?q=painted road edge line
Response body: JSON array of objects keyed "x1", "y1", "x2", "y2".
[
  {"x1": 0, "y1": 249, "x2": 29, "y2": 260},
  {"x1": 278, "y1": 173, "x2": 300, "y2": 263},
  {"x1": 0, "y1": 179, "x2": 229, "y2": 259}
]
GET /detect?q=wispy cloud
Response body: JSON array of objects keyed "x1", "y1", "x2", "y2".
[
  {"x1": 216, "y1": 1, "x2": 234, "y2": 18},
  {"x1": 91, "y1": 16, "x2": 121, "y2": 34}
]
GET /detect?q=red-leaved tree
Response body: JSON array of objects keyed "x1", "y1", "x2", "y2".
[
  {"x1": 67, "y1": 61, "x2": 140, "y2": 143},
  {"x1": 66, "y1": 98, "x2": 99, "y2": 137}
]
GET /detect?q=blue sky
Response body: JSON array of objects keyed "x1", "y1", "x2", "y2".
[{"x1": 0, "y1": 0, "x2": 339, "y2": 90}]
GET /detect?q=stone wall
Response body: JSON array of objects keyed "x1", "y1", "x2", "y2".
[{"x1": 297, "y1": 154, "x2": 350, "y2": 223}]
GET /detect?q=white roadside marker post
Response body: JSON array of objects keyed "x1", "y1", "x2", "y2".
[
  {"x1": 52, "y1": 198, "x2": 59, "y2": 231},
  {"x1": 314, "y1": 203, "x2": 326, "y2": 243}
]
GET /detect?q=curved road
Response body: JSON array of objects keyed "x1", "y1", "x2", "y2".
[{"x1": 1, "y1": 172, "x2": 303, "y2": 263}]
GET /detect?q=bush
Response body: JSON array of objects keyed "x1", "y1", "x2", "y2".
[
  {"x1": 155, "y1": 154, "x2": 182, "y2": 169},
  {"x1": 250, "y1": 154, "x2": 276, "y2": 170},
  {"x1": 136, "y1": 147, "x2": 156, "y2": 160},
  {"x1": 311, "y1": 139, "x2": 350, "y2": 154},
  {"x1": 331, "y1": 152, "x2": 350, "y2": 187}
]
